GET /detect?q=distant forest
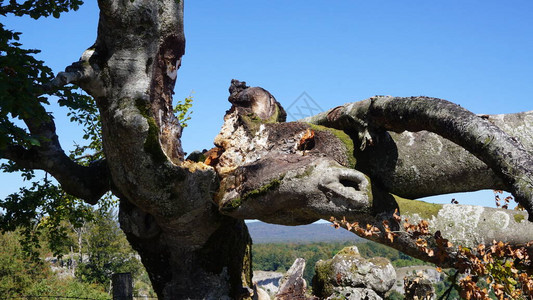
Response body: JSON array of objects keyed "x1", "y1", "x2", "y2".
[{"x1": 252, "y1": 240, "x2": 430, "y2": 285}]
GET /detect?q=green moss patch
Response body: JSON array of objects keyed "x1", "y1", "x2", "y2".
[
  {"x1": 222, "y1": 175, "x2": 284, "y2": 211},
  {"x1": 144, "y1": 117, "x2": 168, "y2": 163},
  {"x1": 224, "y1": 197, "x2": 242, "y2": 210},
  {"x1": 337, "y1": 247, "x2": 360, "y2": 257},
  {"x1": 240, "y1": 113, "x2": 262, "y2": 135},
  {"x1": 514, "y1": 214, "x2": 525, "y2": 223},
  {"x1": 312, "y1": 260, "x2": 335, "y2": 297},
  {"x1": 240, "y1": 105, "x2": 284, "y2": 135},
  {"x1": 135, "y1": 97, "x2": 150, "y2": 117},
  {"x1": 307, "y1": 123, "x2": 356, "y2": 168},
  {"x1": 135, "y1": 98, "x2": 168, "y2": 163},
  {"x1": 394, "y1": 195, "x2": 442, "y2": 220},
  {"x1": 244, "y1": 176, "x2": 283, "y2": 200}
]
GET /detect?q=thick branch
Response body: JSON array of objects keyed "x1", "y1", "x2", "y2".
[
  {"x1": 308, "y1": 109, "x2": 533, "y2": 199},
  {"x1": 401, "y1": 201, "x2": 532, "y2": 248},
  {"x1": 342, "y1": 196, "x2": 533, "y2": 269},
  {"x1": 1, "y1": 122, "x2": 111, "y2": 204},
  {"x1": 17, "y1": 99, "x2": 110, "y2": 203},
  {"x1": 87, "y1": 0, "x2": 225, "y2": 244},
  {"x1": 2, "y1": 145, "x2": 110, "y2": 203},
  {"x1": 4, "y1": 22, "x2": 112, "y2": 204},
  {"x1": 305, "y1": 97, "x2": 533, "y2": 219},
  {"x1": 384, "y1": 130, "x2": 505, "y2": 197},
  {"x1": 213, "y1": 84, "x2": 533, "y2": 268}
]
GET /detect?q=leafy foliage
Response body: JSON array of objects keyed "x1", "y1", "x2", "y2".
[
  {"x1": 0, "y1": 0, "x2": 112, "y2": 261},
  {"x1": 0, "y1": 0, "x2": 196, "y2": 255},
  {"x1": 329, "y1": 208, "x2": 533, "y2": 299},
  {"x1": 0, "y1": 208, "x2": 154, "y2": 298},
  {"x1": 338, "y1": 207, "x2": 533, "y2": 300},
  {"x1": 0, "y1": 178, "x2": 94, "y2": 259},
  {"x1": 0, "y1": 0, "x2": 89, "y2": 150},
  {"x1": 173, "y1": 93, "x2": 193, "y2": 127},
  {"x1": 75, "y1": 208, "x2": 143, "y2": 288},
  {"x1": 0, "y1": 0, "x2": 83, "y2": 19},
  {"x1": 0, "y1": 22, "x2": 53, "y2": 149},
  {"x1": 61, "y1": 91, "x2": 105, "y2": 164},
  {"x1": 452, "y1": 241, "x2": 533, "y2": 300},
  {"x1": 22, "y1": 277, "x2": 109, "y2": 300},
  {"x1": 0, "y1": 230, "x2": 108, "y2": 299},
  {"x1": 0, "y1": 231, "x2": 48, "y2": 296}
]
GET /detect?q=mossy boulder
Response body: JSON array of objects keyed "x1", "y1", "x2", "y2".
[{"x1": 312, "y1": 246, "x2": 396, "y2": 299}]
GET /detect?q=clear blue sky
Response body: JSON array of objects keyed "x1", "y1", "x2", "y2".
[{"x1": 1, "y1": 1, "x2": 532, "y2": 206}]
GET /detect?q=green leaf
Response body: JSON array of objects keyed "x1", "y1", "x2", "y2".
[
  {"x1": 28, "y1": 138, "x2": 40, "y2": 146},
  {"x1": 174, "y1": 92, "x2": 194, "y2": 127}
]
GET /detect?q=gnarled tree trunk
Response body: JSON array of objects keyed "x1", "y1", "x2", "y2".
[
  {"x1": 51, "y1": 1, "x2": 254, "y2": 298},
  {"x1": 9, "y1": 1, "x2": 533, "y2": 298}
]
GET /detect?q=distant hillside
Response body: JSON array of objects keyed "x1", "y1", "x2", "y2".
[{"x1": 247, "y1": 221, "x2": 362, "y2": 244}]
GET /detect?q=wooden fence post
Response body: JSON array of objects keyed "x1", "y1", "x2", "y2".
[{"x1": 112, "y1": 272, "x2": 133, "y2": 300}]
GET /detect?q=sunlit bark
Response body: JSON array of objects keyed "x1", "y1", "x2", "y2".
[{"x1": 36, "y1": 1, "x2": 533, "y2": 298}]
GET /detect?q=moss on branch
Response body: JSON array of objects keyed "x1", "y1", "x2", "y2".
[
  {"x1": 222, "y1": 175, "x2": 285, "y2": 211},
  {"x1": 135, "y1": 98, "x2": 168, "y2": 164},
  {"x1": 307, "y1": 123, "x2": 356, "y2": 168},
  {"x1": 393, "y1": 195, "x2": 442, "y2": 220}
]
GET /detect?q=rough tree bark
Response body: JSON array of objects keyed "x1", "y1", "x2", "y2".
[
  {"x1": 304, "y1": 97, "x2": 533, "y2": 216},
  {"x1": 214, "y1": 82, "x2": 533, "y2": 269},
  {"x1": 4, "y1": 1, "x2": 533, "y2": 299},
  {"x1": 44, "y1": 1, "x2": 254, "y2": 298}
]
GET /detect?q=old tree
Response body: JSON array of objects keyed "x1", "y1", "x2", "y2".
[{"x1": 2, "y1": 1, "x2": 533, "y2": 299}]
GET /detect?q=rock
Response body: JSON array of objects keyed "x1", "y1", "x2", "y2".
[
  {"x1": 186, "y1": 150, "x2": 206, "y2": 162},
  {"x1": 275, "y1": 258, "x2": 309, "y2": 300},
  {"x1": 404, "y1": 273, "x2": 435, "y2": 300},
  {"x1": 312, "y1": 246, "x2": 396, "y2": 298},
  {"x1": 253, "y1": 285, "x2": 272, "y2": 300},
  {"x1": 326, "y1": 287, "x2": 383, "y2": 300},
  {"x1": 253, "y1": 270, "x2": 283, "y2": 296}
]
